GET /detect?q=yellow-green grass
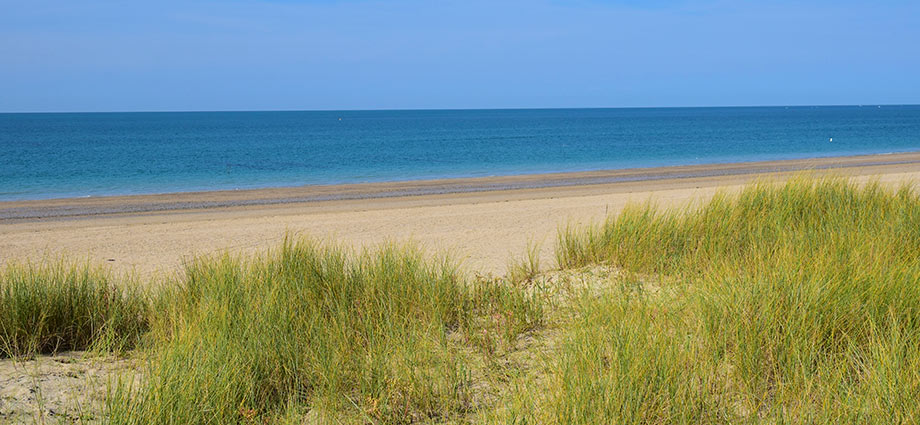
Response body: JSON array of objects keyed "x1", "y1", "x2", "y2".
[
  {"x1": 508, "y1": 241, "x2": 542, "y2": 285},
  {"x1": 0, "y1": 262, "x2": 149, "y2": 358},
  {"x1": 5, "y1": 176, "x2": 920, "y2": 423},
  {"x1": 536, "y1": 177, "x2": 920, "y2": 422},
  {"x1": 105, "y1": 238, "x2": 542, "y2": 424}
]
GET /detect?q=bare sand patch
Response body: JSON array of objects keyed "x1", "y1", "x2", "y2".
[{"x1": 0, "y1": 353, "x2": 140, "y2": 424}]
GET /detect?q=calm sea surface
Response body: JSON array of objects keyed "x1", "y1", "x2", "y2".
[{"x1": 1, "y1": 106, "x2": 919, "y2": 201}]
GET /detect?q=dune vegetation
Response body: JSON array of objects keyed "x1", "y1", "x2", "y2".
[
  {"x1": 3, "y1": 176, "x2": 920, "y2": 423},
  {"x1": 536, "y1": 177, "x2": 920, "y2": 423},
  {"x1": 0, "y1": 262, "x2": 148, "y2": 358},
  {"x1": 105, "y1": 240, "x2": 543, "y2": 424}
]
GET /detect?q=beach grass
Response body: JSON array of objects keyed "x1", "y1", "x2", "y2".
[
  {"x1": 508, "y1": 241, "x2": 542, "y2": 285},
  {"x1": 104, "y1": 238, "x2": 542, "y2": 424},
  {"x1": 530, "y1": 176, "x2": 920, "y2": 422},
  {"x1": 0, "y1": 262, "x2": 149, "y2": 358},
  {"x1": 5, "y1": 176, "x2": 920, "y2": 423}
]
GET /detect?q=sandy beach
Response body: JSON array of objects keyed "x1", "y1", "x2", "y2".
[{"x1": 3, "y1": 152, "x2": 920, "y2": 279}]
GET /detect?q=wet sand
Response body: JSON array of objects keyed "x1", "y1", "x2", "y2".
[{"x1": 2, "y1": 152, "x2": 920, "y2": 279}]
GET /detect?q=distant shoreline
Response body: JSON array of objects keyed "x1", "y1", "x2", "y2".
[
  {"x1": 4, "y1": 151, "x2": 920, "y2": 221},
  {"x1": 6, "y1": 106, "x2": 920, "y2": 205}
]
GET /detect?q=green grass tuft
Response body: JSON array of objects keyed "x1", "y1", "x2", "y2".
[
  {"x1": 0, "y1": 262, "x2": 149, "y2": 358},
  {"x1": 106, "y1": 238, "x2": 541, "y2": 424},
  {"x1": 508, "y1": 241, "x2": 542, "y2": 285}
]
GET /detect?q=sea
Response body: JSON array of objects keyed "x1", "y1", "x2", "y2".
[{"x1": 1, "y1": 106, "x2": 919, "y2": 202}]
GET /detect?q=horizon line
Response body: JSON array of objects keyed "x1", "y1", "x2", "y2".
[{"x1": 2, "y1": 103, "x2": 918, "y2": 115}]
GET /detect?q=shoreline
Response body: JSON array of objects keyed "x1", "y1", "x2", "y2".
[
  {"x1": 4, "y1": 151, "x2": 920, "y2": 221},
  {"x1": 2, "y1": 152, "x2": 920, "y2": 277}
]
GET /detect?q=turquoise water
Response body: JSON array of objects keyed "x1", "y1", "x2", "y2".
[{"x1": 1, "y1": 106, "x2": 919, "y2": 201}]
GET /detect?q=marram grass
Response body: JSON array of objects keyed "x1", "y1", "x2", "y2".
[
  {"x1": 105, "y1": 238, "x2": 542, "y2": 424},
  {"x1": 536, "y1": 177, "x2": 920, "y2": 423},
  {"x1": 0, "y1": 262, "x2": 149, "y2": 357},
  {"x1": 5, "y1": 176, "x2": 920, "y2": 423}
]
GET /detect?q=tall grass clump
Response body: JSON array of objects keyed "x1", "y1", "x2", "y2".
[
  {"x1": 0, "y1": 262, "x2": 149, "y2": 357},
  {"x1": 107, "y1": 238, "x2": 541, "y2": 424},
  {"x1": 546, "y1": 285, "x2": 726, "y2": 423},
  {"x1": 546, "y1": 177, "x2": 920, "y2": 422},
  {"x1": 508, "y1": 241, "x2": 542, "y2": 285}
]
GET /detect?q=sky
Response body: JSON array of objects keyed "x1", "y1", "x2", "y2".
[{"x1": 1, "y1": 0, "x2": 918, "y2": 112}]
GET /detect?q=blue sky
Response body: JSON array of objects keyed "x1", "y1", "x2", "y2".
[{"x1": 1, "y1": 0, "x2": 917, "y2": 112}]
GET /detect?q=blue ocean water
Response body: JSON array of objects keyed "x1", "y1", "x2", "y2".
[{"x1": 1, "y1": 106, "x2": 919, "y2": 201}]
